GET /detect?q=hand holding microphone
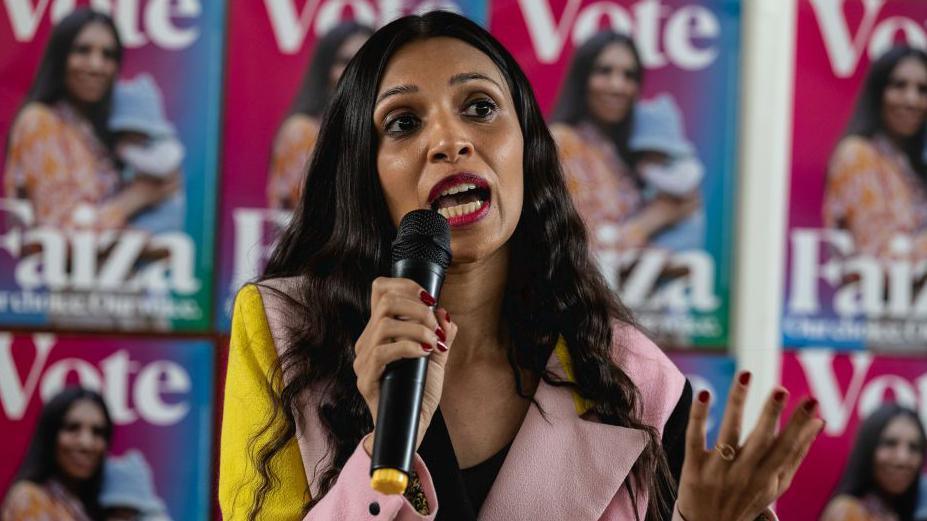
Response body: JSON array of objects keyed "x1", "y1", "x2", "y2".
[{"x1": 352, "y1": 210, "x2": 456, "y2": 494}]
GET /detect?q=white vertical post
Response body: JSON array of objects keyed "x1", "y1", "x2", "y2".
[{"x1": 732, "y1": 0, "x2": 798, "y2": 434}]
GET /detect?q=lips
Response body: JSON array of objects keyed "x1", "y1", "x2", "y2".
[{"x1": 427, "y1": 173, "x2": 492, "y2": 226}]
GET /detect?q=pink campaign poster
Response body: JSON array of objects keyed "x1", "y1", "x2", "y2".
[
  {"x1": 216, "y1": 0, "x2": 487, "y2": 331},
  {"x1": 0, "y1": 333, "x2": 215, "y2": 520},
  {"x1": 783, "y1": 0, "x2": 927, "y2": 351},
  {"x1": 777, "y1": 351, "x2": 927, "y2": 520},
  {"x1": 490, "y1": 0, "x2": 742, "y2": 348}
]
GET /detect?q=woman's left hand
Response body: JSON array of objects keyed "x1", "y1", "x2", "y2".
[{"x1": 675, "y1": 373, "x2": 825, "y2": 521}]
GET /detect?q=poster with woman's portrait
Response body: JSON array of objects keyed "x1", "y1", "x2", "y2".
[
  {"x1": 490, "y1": 0, "x2": 742, "y2": 348},
  {"x1": 776, "y1": 351, "x2": 927, "y2": 521},
  {"x1": 667, "y1": 352, "x2": 734, "y2": 444},
  {"x1": 215, "y1": 0, "x2": 487, "y2": 330},
  {"x1": 0, "y1": 2, "x2": 224, "y2": 332},
  {"x1": 783, "y1": 0, "x2": 927, "y2": 351},
  {"x1": 0, "y1": 334, "x2": 215, "y2": 521}
]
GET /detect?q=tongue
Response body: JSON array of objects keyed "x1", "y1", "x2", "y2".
[{"x1": 436, "y1": 192, "x2": 481, "y2": 209}]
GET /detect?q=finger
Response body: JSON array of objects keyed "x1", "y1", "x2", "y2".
[
  {"x1": 435, "y1": 307, "x2": 457, "y2": 352},
  {"x1": 372, "y1": 294, "x2": 438, "y2": 331},
  {"x1": 354, "y1": 340, "x2": 432, "y2": 404},
  {"x1": 685, "y1": 388, "x2": 711, "y2": 466},
  {"x1": 716, "y1": 371, "x2": 751, "y2": 447},
  {"x1": 374, "y1": 317, "x2": 440, "y2": 350},
  {"x1": 776, "y1": 419, "x2": 825, "y2": 495},
  {"x1": 371, "y1": 277, "x2": 435, "y2": 307},
  {"x1": 758, "y1": 397, "x2": 819, "y2": 475},
  {"x1": 366, "y1": 340, "x2": 432, "y2": 377},
  {"x1": 736, "y1": 387, "x2": 789, "y2": 467}
]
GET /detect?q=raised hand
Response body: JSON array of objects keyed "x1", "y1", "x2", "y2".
[
  {"x1": 354, "y1": 277, "x2": 457, "y2": 454},
  {"x1": 676, "y1": 372, "x2": 825, "y2": 521}
]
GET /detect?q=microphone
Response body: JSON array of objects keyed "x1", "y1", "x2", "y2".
[{"x1": 370, "y1": 209, "x2": 452, "y2": 495}]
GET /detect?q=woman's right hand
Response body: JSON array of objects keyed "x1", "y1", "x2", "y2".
[{"x1": 354, "y1": 277, "x2": 457, "y2": 455}]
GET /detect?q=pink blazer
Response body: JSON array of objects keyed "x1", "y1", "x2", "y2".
[{"x1": 255, "y1": 282, "x2": 741, "y2": 521}]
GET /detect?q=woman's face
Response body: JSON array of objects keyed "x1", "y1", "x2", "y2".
[
  {"x1": 329, "y1": 33, "x2": 368, "y2": 90},
  {"x1": 55, "y1": 399, "x2": 108, "y2": 481},
  {"x1": 374, "y1": 37, "x2": 524, "y2": 264},
  {"x1": 872, "y1": 415, "x2": 924, "y2": 497},
  {"x1": 881, "y1": 57, "x2": 927, "y2": 140},
  {"x1": 65, "y1": 22, "x2": 119, "y2": 106},
  {"x1": 586, "y1": 42, "x2": 640, "y2": 126}
]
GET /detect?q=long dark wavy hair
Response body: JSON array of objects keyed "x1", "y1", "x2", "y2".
[
  {"x1": 551, "y1": 31, "x2": 643, "y2": 163},
  {"x1": 251, "y1": 11, "x2": 673, "y2": 521},
  {"x1": 23, "y1": 7, "x2": 123, "y2": 146},
  {"x1": 842, "y1": 45, "x2": 927, "y2": 178},
  {"x1": 831, "y1": 403, "x2": 926, "y2": 521},
  {"x1": 289, "y1": 21, "x2": 374, "y2": 118},
  {"x1": 9, "y1": 387, "x2": 114, "y2": 520}
]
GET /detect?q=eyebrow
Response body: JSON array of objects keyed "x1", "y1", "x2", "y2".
[{"x1": 375, "y1": 71, "x2": 503, "y2": 105}]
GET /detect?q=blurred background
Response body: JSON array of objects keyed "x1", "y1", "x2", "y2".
[{"x1": 0, "y1": 1, "x2": 925, "y2": 520}]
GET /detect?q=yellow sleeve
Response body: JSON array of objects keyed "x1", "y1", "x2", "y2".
[{"x1": 218, "y1": 285, "x2": 310, "y2": 520}]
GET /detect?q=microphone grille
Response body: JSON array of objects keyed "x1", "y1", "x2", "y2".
[{"x1": 391, "y1": 210, "x2": 452, "y2": 269}]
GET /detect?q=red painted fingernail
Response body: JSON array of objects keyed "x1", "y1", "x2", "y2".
[
  {"x1": 421, "y1": 343, "x2": 433, "y2": 352},
  {"x1": 436, "y1": 341, "x2": 448, "y2": 352},
  {"x1": 698, "y1": 390, "x2": 710, "y2": 403},
  {"x1": 444, "y1": 310, "x2": 451, "y2": 323},
  {"x1": 419, "y1": 291, "x2": 436, "y2": 306},
  {"x1": 803, "y1": 398, "x2": 818, "y2": 413},
  {"x1": 435, "y1": 327, "x2": 446, "y2": 342},
  {"x1": 739, "y1": 372, "x2": 751, "y2": 386},
  {"x1": 774, "y1": 390, "x2": 787, "y2": 402}
]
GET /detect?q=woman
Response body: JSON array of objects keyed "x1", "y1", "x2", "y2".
[
  {"x1": 824, "y1": 46, "x2": 927, "y2": 262},
  {"x1": 2, "y1": 387, "x2": 114, "y2": 521},
  {"x1": 3, "y1": 8, "x2": 178, "y2": 230},
  {"x1": 219, "y1": 12, "x2": 822, "y2": 520},
  {"x1": 550, "y1": 32, "x2": 700, "y2": 253},
  {"x1": 266, "y1": 21, "x2": 373, "y2": 210},
  {"x1": 821, "y1": 404, "x2": 926, "y2": 521}
]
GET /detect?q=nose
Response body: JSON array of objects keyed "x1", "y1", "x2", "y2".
[
  {"x1": 903, "y1": 84, "x2": 924, "y2": 106},
  {"x1": 76, "y1": 427, "x2": 97, "y2": 449},
  {"x1": 87, "y1": 50, "x2": 108, "y2": 72},
  {"x1": 608, "y1": 70, "x2": 634, "y2": 93},
  {"x1": 427, "y1": 115, "x2": 473, "y2": 164}
]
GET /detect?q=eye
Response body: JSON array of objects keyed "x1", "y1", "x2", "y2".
[
  {"x1": 463, "y1": 98, "x2": 497, "y2": 120},
  {"x1": 384, "y1": 113, "x2": 420, "y2": 137}
]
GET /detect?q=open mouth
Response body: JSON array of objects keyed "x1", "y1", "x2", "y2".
[{"x1": 428, "y1": 174, "x2": 492, "y2": 223}]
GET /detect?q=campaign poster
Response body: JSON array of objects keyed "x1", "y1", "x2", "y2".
[
  {"x1": 216, "y1": 0, "x2": 488, "y2": 330},
  {"x1": 490, "y1": 0, "x2": 742, "y2": 348},
  {"x1": 668, "y1": 351, "x2": 735, "y2": 444},
  {"x1": 783, "y1": 0, "x2": 927, "y2": 351},
  {"x1": 0, "y1": 1, "x2": 224, "y2": 331},
  {"x1": 0, "y1": 333, "x2": 215, "y2": 520},
  {"x1": 777, "y1": 350, "x2": 927, "y2": 520}
]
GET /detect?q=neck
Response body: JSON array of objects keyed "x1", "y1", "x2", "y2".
[{"x1": 438, "y1": 245, "x2": 509, "y2": 371}]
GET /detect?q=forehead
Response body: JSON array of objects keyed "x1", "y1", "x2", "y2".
[
  {"x1": 74, "y1": 22, "x2": 116, "y2": 46},
  {"x1": 64, "y1": 399, "x2": 105, "y2": 424},
  {"x1": 595, "y1": 43, "x2": 637, "y2": 67},
  {"x1": 378, "y1": 37, "x2": 506, "y2": 91},
  {"x1": 882, "y1": 415, "x2": 923, "y2": 438},
  {"x1": 891, "y1": 57, "x2": 927, "y2": 79}
]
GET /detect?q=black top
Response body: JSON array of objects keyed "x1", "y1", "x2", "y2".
[
  {"x1": 418, "y1": 380, "x2": 693, "y2": 520},
  {"x1": 460, "y1": 442, "x2": 511, "y2": 514}
]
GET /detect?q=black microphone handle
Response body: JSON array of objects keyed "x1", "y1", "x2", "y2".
[{"x1": 370, "y1": 259, "x2": 445, "y2": 491}]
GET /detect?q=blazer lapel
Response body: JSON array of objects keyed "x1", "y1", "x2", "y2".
[{"x1": 478, "y1": 351, "x2": 649, "y2": 520}]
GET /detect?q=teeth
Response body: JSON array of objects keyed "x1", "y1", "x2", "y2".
[
  {"x1": 440, "y1": 183, "x2": 477, "y2": 197},
  {"x1": 437, "y1": 201, "x2": 483, "y2": 219}
]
